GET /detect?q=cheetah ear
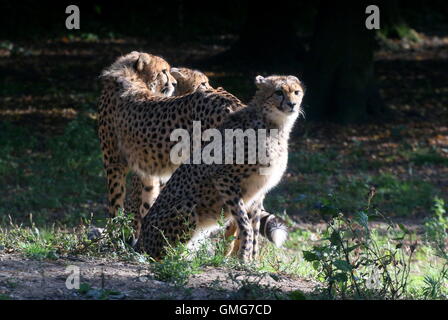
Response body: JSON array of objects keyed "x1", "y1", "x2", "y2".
[
  {"x1": 135, "y1": 53, "x2": 151, "y2": 72},
  {"x1": 255, "y1": 75, "x2": 266, "y2": 88},
  {"x1": 170, "y1": 68, "x2": 186, "y2": 80},
  {"x1": 287, "y1": 75, "x2": 300, "y2": 83}
]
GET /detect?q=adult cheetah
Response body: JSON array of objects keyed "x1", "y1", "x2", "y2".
[
  {"x1": 98, "y1": 54, "x2": 246, "y2": 221},
  {"x1": 137, "y1": 75, "x2": 305, "y2": 262},
  {"x1": 123, "y1": 65, "x2": 213, "y2": 237},
  {"x1": 98, "y1": 51, "x2": 178, "y2": 218}
]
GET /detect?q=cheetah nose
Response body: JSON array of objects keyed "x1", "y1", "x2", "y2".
[
  {"x1": 287, "y1": 102, "x2": 296, "y2": 107},
  {"x1": 172, "y1": 82, "x2": 177, "y2": 87}
]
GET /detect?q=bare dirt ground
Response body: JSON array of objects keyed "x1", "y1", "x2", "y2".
[{"x1": 0, "y1": 253, "x2": 319, "y2": 300}]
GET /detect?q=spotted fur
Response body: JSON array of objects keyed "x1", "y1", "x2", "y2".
[
  {"x1": 122, "y1": 69, "x2": 289, "y2": 250},
  {"x1": 137, "y1": 75, "x2": 305, "y2": 262},
  {"x1": 98, "y1": 51, "x2": 179, "y2": 220},
  {"x1": 98, "y1": 55, "x2": 247, "y2": 229},
  {"x1": 171, "y1": 67, "x2": 212, "y2": 95}
]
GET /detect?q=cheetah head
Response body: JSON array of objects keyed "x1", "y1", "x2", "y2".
[
  {"x1": 133, "y1": 52, "x2": 177, "y2": 97},
  {"x1": 170, "y1": 67, "x2": 211, "y2": 95},
  {"x1": 254, "y1": 75, "x2": 305, "y2": 119}
]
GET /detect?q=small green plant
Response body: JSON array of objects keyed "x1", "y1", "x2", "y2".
[
  {"x1": 77, "y1": 283, "x2": 124, "y2": 300},
  {"x1": 194, "y1": 212, "x2": 238, "y2": 268},
  {"x1": 21, "y1": 242, "x2": 59, "y2": 260},
  {"x1": 424, "y1": 197, "x2": 448, "y2": 246},
  {"x1": 80, "y1": 33, "x2": 99, "y2": 42},
  {"x1": 378, "y1": 22, "x2": 421, "y2": 43},
  {"x1": 152, "y1": 243, "x2": 201, "y2": 286},
  {"x1": 0, "y1": 209, "x2": 142, "y2": 263},
  {"x1": 303, "y1": 193, "x2": 416, "y2": 299},
  {"x1": 70, "y1": 209, "x2": 140, "y2": 260},
  {"x1": 422, "y1": 267, "x2": 448, "y2": 299},
  {"x1": 421, "y1": 198, "x2": 448, "y2": 299}
]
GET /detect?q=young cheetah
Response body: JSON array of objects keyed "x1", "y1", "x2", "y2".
[
  {"x1": 137, "y1": 75, "x2": 305, "y2": 262},
  {"x1": 170, "y1": 67, "x2": 212, "y2": 95}
]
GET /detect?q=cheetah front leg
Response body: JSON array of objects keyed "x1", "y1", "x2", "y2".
[
  {"x1": 249, "y1": 199, "x2": 263, "y2": 261},
  {"x1": 225, "y1": 197, "x2": 264, "y2": 260},
  {"x1": 231, "y1": 199, "x2": 254, "y2": 263},
  {"x1": 215, "y1": 179, "x2": 254, "y2": 263},
  {"x1": 139, "y1": 176, "x2": 161, "y2": 218}
]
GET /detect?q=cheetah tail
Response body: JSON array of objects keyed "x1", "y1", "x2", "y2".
[{"x1": 259, "y1": 211, "x2": 288, "y2": 248}]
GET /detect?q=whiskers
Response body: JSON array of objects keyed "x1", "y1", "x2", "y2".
[{"x1": 298, "y1": 104, "x2": 307, "y2": 119}]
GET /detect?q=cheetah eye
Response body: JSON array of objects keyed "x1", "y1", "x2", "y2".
[
  {"x1": 162, "y1": 69, "x2": 167, "y2": 74},
  {"x1": 294, "y1": 90, "x2": 300, "y2": 95},
  {"x1": 275, "y1": 90, "x2": 283, "y2": 96},
  {"x1": 201, "y1": 82, "x2": 207, "y2": 87}
]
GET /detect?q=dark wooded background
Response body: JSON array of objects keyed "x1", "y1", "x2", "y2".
[{"x1": 2, "y1": 0, "x2": 447, "y2": 123}]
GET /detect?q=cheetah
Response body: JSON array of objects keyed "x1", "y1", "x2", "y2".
[
  {"x1": 171, "y1": 67, "x2": 212, "y2": 95},
  {"x1": 123, "y1": 65, "x2": 212, "y2": 237},
  {"x1": 137, "y1": 75, "x2": 305, "y2": 262},
  {"x1": 100, "y1": 51, "x2": 177, "y2": 102},
  {"x1": 98, "y1": 54, "x2": 247, "y2": 223},
  {"x1": 121, "y1": 67, "x2": 289, "y2": 249},
  {"x1": 126, "y1": 161, "x2": 288, "y2": 251},
  {"x1": 98, "y1": 51, "x2": 178, "y2": 218},
  {"x1": 122, "y1": 65, "x2": 210, "y2": 216},
  {"x1": 98, "y1": 54, "x2": 288, "y2": 249}
]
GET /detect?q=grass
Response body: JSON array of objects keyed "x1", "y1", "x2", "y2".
[
  {"x1": 263, "y1": 203, "x2": 448, "y2": 299},
  {"x1": 151, "y1": 215, "x2": 241, "y2": 286},
  {"x1": 0, "y1": 116, "x2": 106, "y2": 226},
  {"x1": 76, "y1": 283, "x2": 125, "y2": 300},
  {"x1": 378, "y1": 22, "x2": 422, "y2": 43},
  {"x1": 264, "y1": 143, "x2": 442, "y2": 218},
  {"x1": 411, "y1": 149, "x2": 448, "y2": 166}
]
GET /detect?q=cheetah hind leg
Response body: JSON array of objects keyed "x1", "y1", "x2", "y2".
[
  {"x1": 123, "y1": 174, "x2": 143, "y2": 246},
  {"x1": 106, "y1": 164, "x2": 128, "y2": 217},
  {"x1": 250, "y1": 207, "x2": 262, "y2": 261},
  {"x1": 224, "y1": 198, "x2": 254, "y2": 263},
  {"x1": 224, "y1": 208, "x2": 262, "y2": 260},
  {"x1": 125, "y1": 175, "x2": 165, "y2": 247}
]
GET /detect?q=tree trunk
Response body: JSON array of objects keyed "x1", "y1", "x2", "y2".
[
  {"x1": 303, "y1": 1, "x2": 383, "y2": 123},
  {"x1": 233, "y1": 0, "x2": 299, "y2": 61},
  {"x1": 207, "y1": 0, "x2": 303, "y2": 67}
]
